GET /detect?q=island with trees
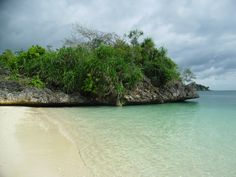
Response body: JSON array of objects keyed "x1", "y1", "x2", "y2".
[{"x1": 0, "y1": 26, "x2": 199, "y2": 106}]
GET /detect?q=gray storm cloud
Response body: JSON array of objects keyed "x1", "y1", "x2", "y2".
[{"x1": 0, "y1": 0, "x2": 236, "y2": 89}]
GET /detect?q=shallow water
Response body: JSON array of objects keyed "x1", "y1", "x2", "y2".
[{"x1": 22, "y1": 91, "x2": 236, "y2": 176}]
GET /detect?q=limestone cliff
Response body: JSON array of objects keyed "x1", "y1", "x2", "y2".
[{"x1": 0, "y1": 78, "x2": 199, "y2": 106}]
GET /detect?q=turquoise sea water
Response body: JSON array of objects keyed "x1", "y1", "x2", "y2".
[{"x1": 47, "y1": 91, "x2": 236, "y2": 177}]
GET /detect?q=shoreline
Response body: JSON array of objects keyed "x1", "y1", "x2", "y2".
[{"x1": 0, "y1": 107, "x2": 91, "y2": 177}]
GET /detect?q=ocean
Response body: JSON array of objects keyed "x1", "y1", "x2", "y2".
[{"x1": 44, "y1": 91, "x2": 236, "y2": 177}]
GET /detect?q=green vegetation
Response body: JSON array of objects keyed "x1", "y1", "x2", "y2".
[
  {"x1": 0, "y1": 26, "x2": 180, "y2": 99},
  {"x1": 29, "y1": 75, "x2": 45, "y2": 89}
]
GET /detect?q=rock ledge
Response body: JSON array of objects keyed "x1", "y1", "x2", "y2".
[{"x1": 0, "y1": 78, "x2": 199, "y2": 106}]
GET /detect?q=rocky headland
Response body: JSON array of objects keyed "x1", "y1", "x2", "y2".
[{"x1": 0, "y1": 67, "x2": 199, "y2": 106}]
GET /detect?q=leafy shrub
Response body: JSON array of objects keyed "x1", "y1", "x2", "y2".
[
  {"x1": 0, "y1": 49, "x2": 18, "y2": 71},
  {"x1": 8, "y1": 72, "x2": 20, "y2": 81},
  {"x1": 0, "y1": 27, "x2": 181, "y2": 98},
  {"x1": 29, "y1": 75, "x2": 45, "y2": 89},
  {"x1": 142, "y1": 44, "x2": 180, "y2": 86},
  {"x1": 81, "y1": 44, "x2": 143, "y2": 98}
]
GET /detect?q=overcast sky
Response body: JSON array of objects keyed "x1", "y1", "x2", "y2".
[{"x1": 0, "y1": 0, "x2": 236, "y2": 90}]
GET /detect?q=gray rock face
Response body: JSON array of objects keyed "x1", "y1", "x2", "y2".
[
  {"x1": 0, "y1": 81, "x2": 23, "y2": 92},
  {"x1": 0, "y1": 80, "x2": 91, "y2": 106},
  {"x1": 123, "y1": 77, "x2": 199, "y2": 105},
  {"x1": 0, "y1": 67, "x2": 10, "y2": 76},
  {"x1": 0, "y1": 77, "x2": 199, "y2": 106}
]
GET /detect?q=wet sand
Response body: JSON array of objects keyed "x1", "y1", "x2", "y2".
[{"x1": 0, "y1": 107, "x2": 91, "y2": 177}]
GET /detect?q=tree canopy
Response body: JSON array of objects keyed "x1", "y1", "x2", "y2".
[{"x1": 0, "y1": 26, "x2": 181, "y2": 100}]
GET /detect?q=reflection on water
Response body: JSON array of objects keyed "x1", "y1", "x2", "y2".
[{"x1": 45, "y1": 91, "x2": 236, "y2": 177}]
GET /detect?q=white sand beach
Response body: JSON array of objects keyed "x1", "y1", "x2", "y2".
[{"x1": 0, "y1": 107, "x2": 91, "y2": 177}]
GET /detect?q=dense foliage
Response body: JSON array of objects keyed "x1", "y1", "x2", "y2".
[{"x1": 0, "y1": 27, "x2": 180, "y2": 99}]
